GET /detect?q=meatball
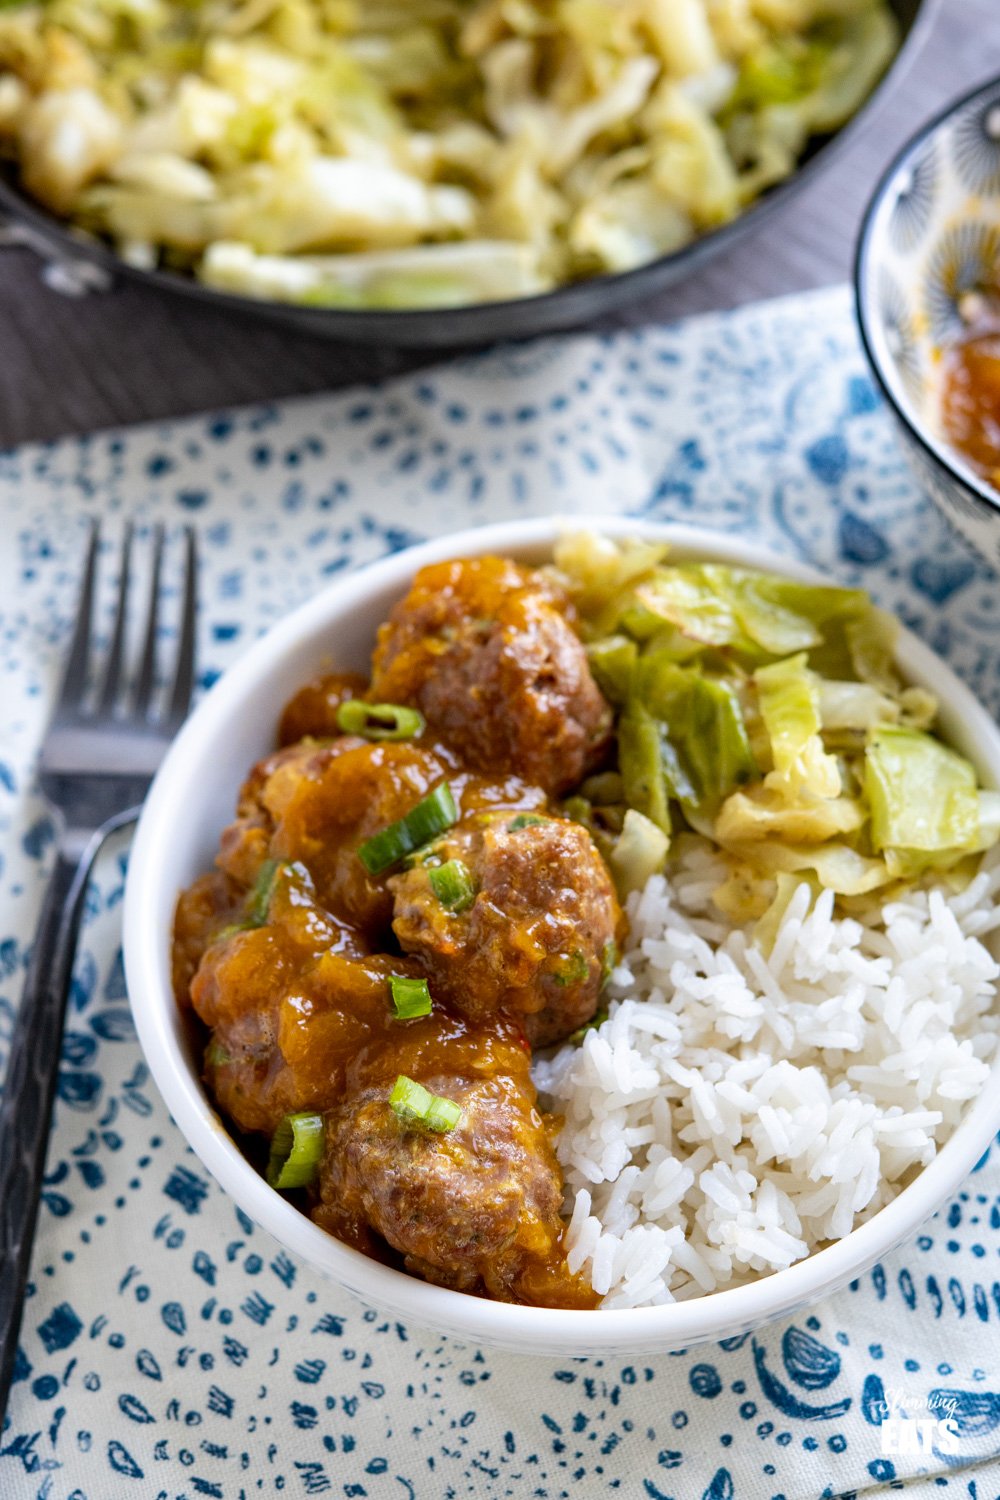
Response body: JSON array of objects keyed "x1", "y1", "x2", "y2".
[
  {"x1": 197, "y1": 947, "x2": 424, "y2": 1137},
  {"x1": 214, "y1": 736, "x2": 546, "y2": 942},
  {"x1": 313, "y1": 1018, "x2": 585, "y2": 1303},
  {"x1": 172, "y1": 869, "x2": 244, "y2": 1005},
  {"x1": 390, "y1": 812, "x2": 621, "y2": 1048},
  {"x1": 370, "y1": 556, "x2": 611, "y2": 796},
  {"x1": 215, "y1": 739, "x2": 340, "y2": 889},
  {"x1": 213, "y1": 738, "x2": 454, "y2": 939},
  {"x1": 188, "y1": 860, "x2": 416, "y2": 1135}
]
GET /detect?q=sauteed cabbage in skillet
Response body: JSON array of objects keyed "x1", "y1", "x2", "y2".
[{"x1": 0, "y1": 0, "x2": 896, "y2": 308}]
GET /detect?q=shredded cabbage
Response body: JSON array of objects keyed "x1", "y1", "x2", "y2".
[
  {"x1": 0, "y1": 0, "x2": 897, "y2": 307},
  {"x1": 864, "y1": 725, "x2": 998, "y2": 878},
  {"x1": 622, "y1": 653, "x2": 757, "y2": 817},
  {"x1": 755, "y1": 652, "x2": 836, "y2": 783},
  {"x1": 609, "y1": 807, "x2": 670, "y2": 896},
  {"x1": 558, "y1": 533, "x2": 1000, "y2": 907}
]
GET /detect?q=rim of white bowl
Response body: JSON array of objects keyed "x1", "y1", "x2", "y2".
[
  {"x1": 854, "y1": 70, "x2": 1000, "y2": 523},
  {"x1": 124, "y1": 516, "x2": 1000, "y2": 1353}
]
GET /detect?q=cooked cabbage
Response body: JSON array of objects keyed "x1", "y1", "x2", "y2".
[
  {"x1": 609, "y1": 807, "x2": 670, "y2": 896},
  {"x1": 755, "y1": 651, "x2": 838, "y2": 789},
  {"x1": 619, "y1": 652, "x2": 756, "y2": 819},
  {"x1": 0, "y1": 0, "x2": 896, "y2": 307},
  {"x1": 864, "y1": 725, "x2": 1000, "y2": 878},
  {"x1": 559, "y1": 533, "x2": 1000, "y2": 905}
]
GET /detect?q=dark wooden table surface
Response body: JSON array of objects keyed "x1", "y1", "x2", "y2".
[{"x1": 0, "y1": 0, "x2": 993, "y2": 448}]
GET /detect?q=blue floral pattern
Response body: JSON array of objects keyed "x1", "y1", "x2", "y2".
[{"x1": 1, "y1": 284, "x2": 1000, "y2": 1500}]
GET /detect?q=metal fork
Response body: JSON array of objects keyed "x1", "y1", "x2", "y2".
[{"x1": 0, "y1": 520, "x2": 197, "y2": 1419}]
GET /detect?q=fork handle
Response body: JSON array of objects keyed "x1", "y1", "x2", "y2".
[{"x1": 0, "y1": 837, "x2": 100, "y2": 1420}]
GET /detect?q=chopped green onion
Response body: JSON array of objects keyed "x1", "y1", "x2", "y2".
[
  {"x1": 205, "y1": 1037, "x2": 232, "y2": 1068},
  {"x1": 247, "y1": 858, "x2": 281, "y2": 927},
  {"x1": 213, "y1": 860, "x2": 283, "y2": 943},
  {"x1": 428, "y1": 859, "x2": 475, "y2": 912},
  {"x1": 358, "y1": 783, "x2": 458, "y2": 875},
  {"x1": 336, "y1": 699, "x2": 426, "y2": 741},
  {"x1": 389, "y1": 974, "x2": 432, "y2": 1019},
  {"x1": 211, "y1": 923, "x2": 244, "y2": 946},
  {"x1": 508, "y1": 813, "x2": 547, "y2": 831},
  {"x1": 389, "y1": 1075, "x2": 463, "y2": 1133},
  {"x1": 266, "y1": 1112, "x2": 325, "y2": 1190},
  {"x1": 568, "y1": 1006, "x2": 608, "y2": 1045},
  {"x1": 424, "y1": 1094, "x2": 464, "y2": 1133},
  {"x1": 389, "y1": 1075, "x2": 430, "y2": 1123},
  {"x1": 600, "y1": 939, "x2": 618, "y2": 990},
  {"x1": 551, "y1": 950, "x2": 589, "y2": 987}
]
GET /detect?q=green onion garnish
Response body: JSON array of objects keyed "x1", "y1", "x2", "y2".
[
  {"x1": 336, "y1": 699, "x2": 426, "y2": 741},
  {"x1": 600, "y1": 938, "x2": 619, "y2": 990},
  {"x1": 358, "y1": 783, "x2": 458, "y2": 875},
  {"x1": 213, "y1": 860, "x2": 283, "y2": 943},
  {"x1": 508, "y1": 813, "x2": 547, "y2": 831},
  {"x1": 390, "y1": 975, "x2": 432, "y2": 1019},
  {"x1": 389, "y1": 1075, "x2": 463, "y2": 1133},
  {"x1": 552, "y1": 950, "x2": 590, "y2": 987},
  {"x1": 205, "y1": 1037, "x2": 232, "y2": 1069},
  {"x1": 247, "y1": 858, "x2": 281, "y2": 927},
  {"x1": 211, "y1": 923, "x2": 244, "y2": 946},
  {"x1": 428, "y1": 859, "x2": 475, "y2": 912},
  {"x1": 424, "y1": 1094, "x2": 464, "y2": 1133},
  {"x1": 568, "y1": 1006, "x2": 609, "y2": 1046},
  {"x1": 266, "y1": 1112, "x2": 325, "y2": 1190}
]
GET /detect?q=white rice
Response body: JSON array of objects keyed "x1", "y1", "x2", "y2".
[{"x1": 533, "y1": 842, "x2": 1000, "y2": 1310}]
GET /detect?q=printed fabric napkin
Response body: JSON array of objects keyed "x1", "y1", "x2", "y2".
[{"x1": 2, "y1": 285, "x2": 1000, "y2": 1500}]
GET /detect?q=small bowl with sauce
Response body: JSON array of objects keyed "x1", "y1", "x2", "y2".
[{"x1": 856, "y1": 74, "x2": 1000, "y2": 568}]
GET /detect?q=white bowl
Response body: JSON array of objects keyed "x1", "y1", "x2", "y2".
[{"x1": 123, "y1": 516, "x2": 1000, "y2": 1356}]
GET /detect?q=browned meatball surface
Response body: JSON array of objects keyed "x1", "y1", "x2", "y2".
[
  {"x1": 317, "y1": 1076, "x2": 556, "y2": 1297},
  {"x1": 314, "y1": 1019, "x2": 593, "y2": 1305},
  {"x1": 370, "y1": 556, "x2": 611, "y2": 796},
  {"x1": 182, "y1": 741, "x2": 554, "y2": 1135},
  {"x1": 211, "y1": 736, "x2": 546, "y2": 944},
  {"x1": 390, "y1": 812, "x2": 621, "y2": 1048}
]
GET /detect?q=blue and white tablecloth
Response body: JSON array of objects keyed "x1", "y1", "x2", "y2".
[{"x1": 2, "y1": 284, "x2": 1000, "y2": 1500}]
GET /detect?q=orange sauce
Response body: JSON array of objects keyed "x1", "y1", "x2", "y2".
[
  {"x1": 172, "y1": 678, "x2": 601, "y2": 1308},
  {"x1": 941, "y1": 297, "x2": 1000, "y2": 486}
]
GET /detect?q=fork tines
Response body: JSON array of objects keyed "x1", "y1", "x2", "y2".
[{"x1": 54, "y1": 519, "x2": 198, "y2": 732}]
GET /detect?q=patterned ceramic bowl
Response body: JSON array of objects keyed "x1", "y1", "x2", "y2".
[{"x1": 856, "y1": 74, "x2": 1000, "y2": 568}]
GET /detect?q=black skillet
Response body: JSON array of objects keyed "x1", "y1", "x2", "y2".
[{"x1": 0, "y1": 0, "x2": 933, "y2": 348}]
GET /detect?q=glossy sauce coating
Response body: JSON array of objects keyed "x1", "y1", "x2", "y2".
[
  {"x1": 173, "y1": 561, "x2": 620, "y2": 1307},
  {"x1": 390, "y1": 813, "x2": 620, "y2": 1048},
  {"x1": 371, "y1": 556, "x2": 612, "y2": 795},
  {"x1": 941, "y1": 300, "x2": 1000, "y2": 486}
]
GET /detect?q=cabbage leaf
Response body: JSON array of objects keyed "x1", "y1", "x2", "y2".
[{"x1": 866, "y1": 726, "x2": 980, "y2": 858}]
